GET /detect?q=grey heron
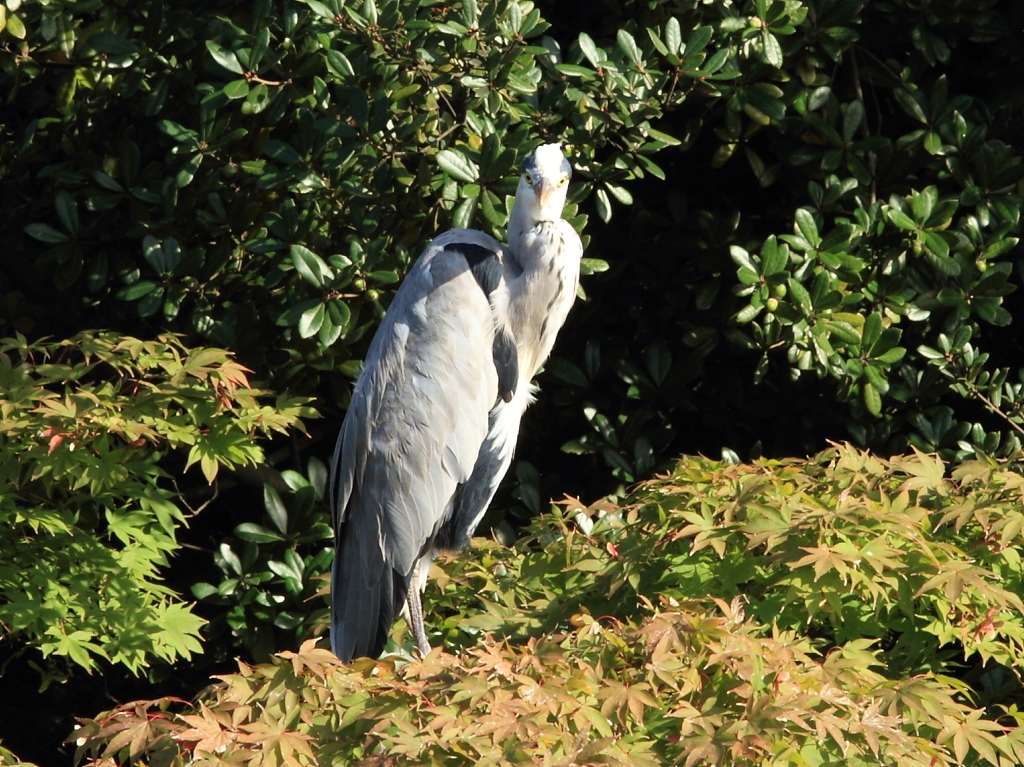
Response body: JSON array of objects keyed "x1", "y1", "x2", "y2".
[{"x1": 330, "y1": 143, "x2": 583, "y2": 662}]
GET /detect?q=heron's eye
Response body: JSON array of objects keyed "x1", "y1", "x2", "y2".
[
  {"x1": 524, "y1": 171, "x2": 535, "y2": 186},
  {"x1": 558, "y1": 176, "x2": 569, "y2": 187}
]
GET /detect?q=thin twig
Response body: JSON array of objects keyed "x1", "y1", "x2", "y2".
[
  {"x1": 433, "y1": 121, "x2": 462, "y2": 147},
  {"x1": 960, "y1": 380, "x2": 1024, "y2": 438},
  {"x1": 0, "y1": 645, "x2": 27, "y2": 679},
  {"x1": 247, "y1": 74, "x2": 292, "y2": 87},
  {"x1": 434, "y1": 86, "x2": 458, "y2": 123},
  {"x1": 173, "y1": 476, "x2": 219, "y2": 517},
  {"x1": 178, "y1": 542, "x2": 215, "y2": 554}
]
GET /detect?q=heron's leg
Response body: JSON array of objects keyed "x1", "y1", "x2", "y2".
[{"x1": 407, "y1": 560, "x2": 432, "y2": 657}]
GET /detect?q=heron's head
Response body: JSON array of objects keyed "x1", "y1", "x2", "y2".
[{"x1": 516, "y1": 143, "x2": 572, "y2": 221}]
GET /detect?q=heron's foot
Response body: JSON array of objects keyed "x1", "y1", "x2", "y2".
[{"x1": 407, "y1": 562, "x2": 433, "y2": 658}]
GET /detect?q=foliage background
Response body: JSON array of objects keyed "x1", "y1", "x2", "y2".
[
  {"x1": 1, "y1": 0, "x2": 1024, "y2": 763},
  {"x1": 66, "y1": 447, "x2": 1024, "y2": 766}
]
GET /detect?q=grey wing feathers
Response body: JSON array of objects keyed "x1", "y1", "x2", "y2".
[
  {"x1": 331, "y1": 229, "x2": 516, "y2": 661},
  {"x1": 436, "y1": 397, "x2": 524, "y2": 552}
]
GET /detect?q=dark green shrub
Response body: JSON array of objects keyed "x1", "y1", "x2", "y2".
[
  {"x1": 539, "y1": 0, "x2": 1024, "y2": 482},
  {"x1": 6, "y1": 0, "x2": 1023, "y2": 487},
  {"x1": 191, "y1": 460, "x2": 333, "y2": 662}
]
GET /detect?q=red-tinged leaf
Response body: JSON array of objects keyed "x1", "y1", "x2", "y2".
[
  {"x1": 48, "y1": 432, "x2": 66, "y2": 454},
  {"x1": 217, "y1": 360, "x2": 254, "y2": 394}
]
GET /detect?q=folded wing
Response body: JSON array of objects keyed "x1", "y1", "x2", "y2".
[{"x1": 330, "y1": 229, "x2": 516, "y2": 661}]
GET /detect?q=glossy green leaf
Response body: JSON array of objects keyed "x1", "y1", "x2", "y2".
[
  {"x1": 25, "y1": 223, "x2": 70, "y2": 243},
  {"x1": 367, "y1": 270, "x2": 399, "y2": 285},
  {"x1": 664, "y1": 17, "x2": 682, "y2": 56},
  {"x1": 326, "y1": 50, "x2": 355, "y2": 78},
  {"x1": 327, "y1": 299, "x2": 352, "y2": 333},
  {"x1": 787, "y1": 278, "x2": 812, "y2": 315},
  {"x1": 605, "y1": 183, "x2": 633, "y2": 205},
  {"x1": 843, "y1": 100, "x2": 864, "y2": 141},
  {"x1": 117, "y1": 280, "x2": 160, "y2": 301},
  {"x1": 794, "y1": 208, "x2": 819, "y2": 247},
  {"x1": 452, "y1": 197, "x2": 476, "y2": 229},
  {"x1": 862, "y1": 314, "x2": 882, "y2": 349},
  {"x1": 643, "y1": 126, "x2": 681, "y2": 146},
  {"x1": 736, "y1": 304, "x2": 762, "y2": 323},
  {"x1": 685, "y1": 25, "x2": 713, "y2": 56},
  {"x1": 982, "y1": 238, "x2": 1018, "y2": 260},
  {"x1": 235, "y1": 523, "x2": 284, "y2": 543},
  {"x1": 143, "y1": 236, "x2": 167, "y2": 273},
  {"x1": 822, "y1": 321, "x2": 861, "y2": 345},
  {"x1": 863, "y1": 364, "x2": 889, "y2": 395},
  {"x1": 863, "y1": 381, "x2": 883, "y2": 415},
  {"x1": 761, "y1": 30, "x2": 783, "y2": 68},
  {"x1": 93, "y1": 171, "x2": 125, "y2": 192},
  {"x1": 437, "y1": 149, "x2": 479, "y2": 183},
  {"x1": 461, "y1": 0, "x2": 479, "y2": 27},
  {"x1": 887, "y1": 208, "x2": 918, "y2": 231},
  {"x1": 730, "y1": 246, "x2": 759, "y2": 275},
  {"x1": 616, "y1": 29, "x2": 642, "y2": 66},
  {"x1": 874, "y1": 347, "x2": 907, "y2": 365},
  {"x1": 291, "y1": 245, "x2": 333, "y2": 288},
  {"x1": 263, "y1": 486, "x2": 289, "y2": 535},
  {"x1": 206, "y1": 40, "x2": 245, "y2": 74},
  {"x1": 224, "y1": 79, "x2": 250, "y2": 99},
  {"x1": 893, "y1": 87, "x2": 927, "y2": 123},
  {"x1": 4, "y1": 12, "x2": 27, "y2": 39},
  {"x1": 298, "y1": 302, "x2": 326, "y2": 338},
  {"x1": 911, "y1": 187, "x2": 937, "y2": 222},
  {"x1": 595, "y1": 188, "x2": 612, "y2": 223},
  {"x1": 481, "y1": 189, "x2": 506, "y2": 226},
  {"x1": 176, "y1": 154, "x2": 203, "y2": 187},
  {"x1": 578, "y1": 32, "x2": 603, "y2": 68}
]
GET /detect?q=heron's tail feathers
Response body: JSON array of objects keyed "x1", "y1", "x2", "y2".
[{"x1": 330, "y1": 524, "x2": 408, "y2": 662}]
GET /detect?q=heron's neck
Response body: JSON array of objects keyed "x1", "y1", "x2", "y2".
[
  {"x1": 507, "y1": 198, "x2": 538, "y2": 265},
  {"x1": 504, "y1": 210, "x2": 579, "y2": 379}
]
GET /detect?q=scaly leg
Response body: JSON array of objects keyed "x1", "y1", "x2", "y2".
[{"x1": 407, "y1": 560, "x2": 431, "y2": 657}]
